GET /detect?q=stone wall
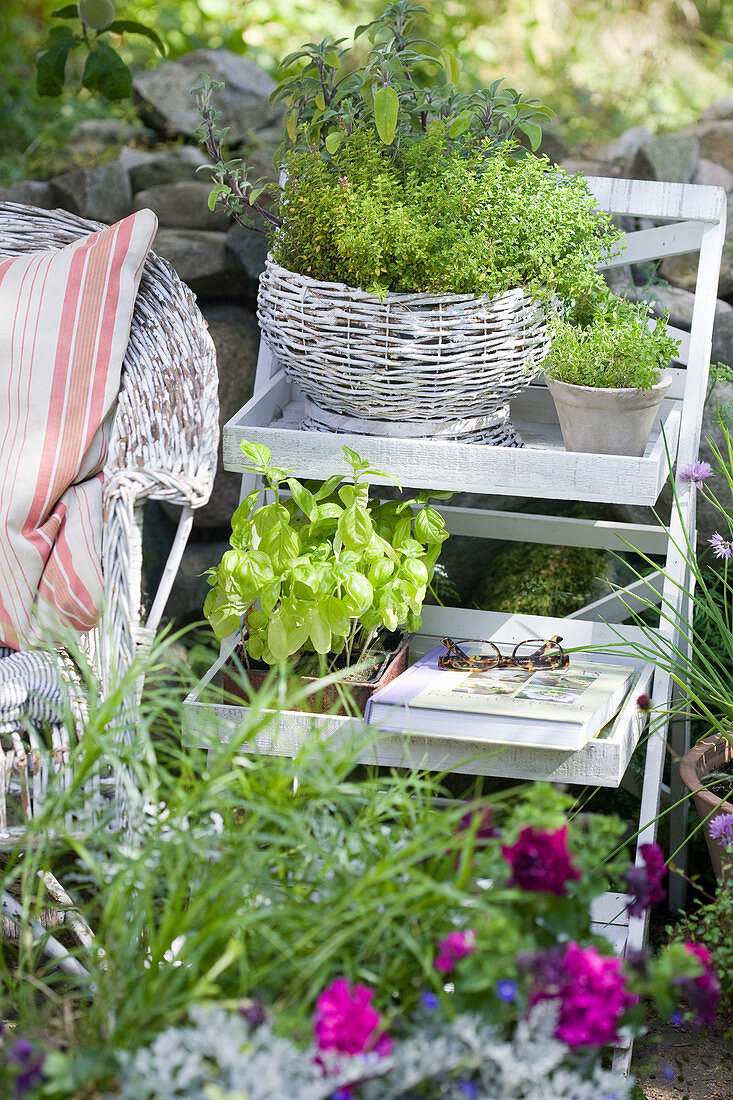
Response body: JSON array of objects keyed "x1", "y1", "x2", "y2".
[{"x1": 3, "y1": 49, "x2": 733, "y2": 621}]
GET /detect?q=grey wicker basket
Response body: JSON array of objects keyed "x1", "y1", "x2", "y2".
[{"x1": 257, "y1": 257, "x2": 550, "y2": 446}]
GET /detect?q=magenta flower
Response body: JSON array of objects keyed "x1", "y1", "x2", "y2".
[
  {"x1": 502, "y1": 824, "x2": 581, "y2": 896},
  {"x1": 530, "y1": 942, "x2": 639, "y2": 1047},
  {"x1": 623, "y1": 843, "x2": 668, "y2": 918},
  {"x1": 709, "y1": 532, "x2": 733, "y2": 560},
  {"x1": 675, "y1": 943, "x2": 721, "y2": 1026},
  {"x1": 313, "y1": 978, "x2": 393, "y2": 1058},
  {"x1": 679, "y1": 461, "x2": 713, "y2": 484},
  {"x1": 434, "y1": 929, "x2": 476, "y2": 973},
  {"x1": 709, "y1": 813, "x2": 733, "y2": 846}
]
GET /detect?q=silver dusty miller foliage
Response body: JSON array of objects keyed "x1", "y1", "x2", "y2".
[{"x1": 109, "y1": 1002, "x2": 633, "y2": 1100}]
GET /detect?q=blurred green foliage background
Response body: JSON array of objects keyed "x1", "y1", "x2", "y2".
[{"x1": 1, "y1": 0, "x2": 732, "y2": 185}]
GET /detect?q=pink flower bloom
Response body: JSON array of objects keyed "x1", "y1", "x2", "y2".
[
  {"x1": 709, "y1": 813, "x2": 733, "y2": 846},
  {"x1": 676, "y1": 942, "x2": 721, "y2": 1026},
  {"x1": 530, "y1": 942, "x2": 639, "y2": 1047},
  {"x1": 434, "y1": 929, "x2": 476, "y2": 973},
  {"x1": 679, "y1": 461, "x2": 713, "y2": 484},
  {"x1": 709, "y1": 532, "x2": 733, "y2": 560},
  {"x1": 313, "y1": 978, "x2": 393, "y2": 1058},
  {"x1": 502, "y1": 824, "x2": 581, "y2": 896}
]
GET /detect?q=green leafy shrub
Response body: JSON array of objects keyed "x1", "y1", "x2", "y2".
[
  {"x1": 195, "y1": 2, "x2": 621, "y2": 299},
  {"x1": 274, "y1": 126, "x2": 620, "y2": 299},
  {"x1": 543, "y1": 289, "x2": 681, "y2": 389},
  {"x1": 481, "y1": 542, "x2": 608, "y2": 619},
  {"x1": 203, "y1": 441, "x2": 448, "y2": 668}
]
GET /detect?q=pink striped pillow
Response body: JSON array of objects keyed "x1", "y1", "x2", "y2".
[{"x1": 0, "y1": 209, "x2": 158, "y2": 649}]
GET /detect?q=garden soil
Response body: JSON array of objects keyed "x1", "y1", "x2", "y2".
[{"x1": 632, "y1": 1011, "x2": 733, "y2": 1099}]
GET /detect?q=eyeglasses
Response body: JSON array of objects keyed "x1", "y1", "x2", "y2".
[{"x1": 438, "y1": 635, "x2": 569, "y2": 672}]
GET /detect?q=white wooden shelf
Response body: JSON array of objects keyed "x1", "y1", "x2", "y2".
[
  {"x1": 224, "y1": 371, "x2": 681, "y2": 506},
  {"x1": 183, "y1": 607, "x2": 656, "y2": 789}
]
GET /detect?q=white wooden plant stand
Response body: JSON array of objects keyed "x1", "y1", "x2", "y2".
[{"x1": 184, "y1": 177, "x2": 727, "y2": 1072}]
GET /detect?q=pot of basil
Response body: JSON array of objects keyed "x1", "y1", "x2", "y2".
[
  {"x1": 203, "y1": 441, "x2": 449, "y2": 715},
  {"x1": 542, "y1": 289, "x2": 680, "y2": 456},
  {"x1": 194, "y1": 3, "x2": 622, "y2": 447}
]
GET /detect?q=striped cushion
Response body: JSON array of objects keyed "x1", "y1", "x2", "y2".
[{"x1": 0, "y1": 209, "x2": 158, "y2": 649}]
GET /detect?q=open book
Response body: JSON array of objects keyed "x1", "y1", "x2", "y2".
[{"x1": 364, "y1": 645, "x2": 636, "y2": 750}]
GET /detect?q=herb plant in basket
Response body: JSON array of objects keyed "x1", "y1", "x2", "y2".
[
  {"x1": 203, "y1": 440, "x2": 449, "y2": 713},
  {"x1": 194, "y1": 2, "x2": 623, "y2": 447},
  {"x1": 542, "y1": 289, "x2": 681, "y2": 456}
]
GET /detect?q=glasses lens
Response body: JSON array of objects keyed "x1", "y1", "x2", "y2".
[
  {"x1": 440, "y1": 639, "x2": 502, "y2": 669},
  {"x1": 512, "y1": 639, "x2": 566, "y2": 669}
]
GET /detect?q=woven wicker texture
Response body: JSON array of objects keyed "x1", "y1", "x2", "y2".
[
  {"x1": 0, "y1": 202, "x2": 219, "y2": 839},
  {"x1": 258, "y1": 257, "x2": 549, "y2": 444}
]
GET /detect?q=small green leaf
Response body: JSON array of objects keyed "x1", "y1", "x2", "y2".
[
  {"x1": 324, "y1": 131, "x2": 343, "y2": 155},
  {"x1": 36, "y1": 27, "x2": 78, "y2": 97},
  {"x1": 267, "y1": 615, "x2": 289, "y2": 660},
  {"x1": 287, "y1": 479, "x2": 317, "y2": 519},
  {"x1": 441, "y1": 48, "x2": 460, "y2": 85},
  {"x1": 207, "y1": 184, "x2": 229, "y2": 211},
  {"x1": 337, "y1": 503, "x2": 373, "y2": 550},
  {"x1": 51, "y1": 5, "x2": 80, "y2": 17},
  {"x1": 324, "y1": 595, "x2": 351, "y2": 636},
  {"x1": 309, "y1": 614, "x2": 331, "y2": 654},
  {"x1": 414, "y1": 507, "x2": 447, "y2": 544},
  {"x1": 82, "y1": 43, "x2": 132, "y2": 100},
  {"x1": 107, "y1": 19, "x2": 166, "y2": 55},
  {"x1": 240, "y1": 441, "x2": 272, "y2": 470},
  {"x1": 518, "y1": 120, "x2": 543, "y2": 151},
  {"x1": 344, "y1": 572, "x2": 373, "y2": 615},
  {"x1": 449, "y1": 110, "x2": 473, "y2": 139},
  {"x1": 373, "y1": 85, "x2": 399, "y2": 145},
  {"x1": 315, "y1": 91, "x2": 326, "y2": 111}
]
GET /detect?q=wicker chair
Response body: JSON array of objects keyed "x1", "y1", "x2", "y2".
[{"x1": 0, "y1": 203, "x2": 219, "y2": 963}]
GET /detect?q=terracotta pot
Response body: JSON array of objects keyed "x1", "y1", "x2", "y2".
[
  {"x1": 546, "y1": 372, "x2": 672, "y2": 456},
  {"x1": 679, "y1": 732, "x2": 733, "y2": 881},
  {"x1": 222, "y1": 633, "x2": 411, "y2": 717}
]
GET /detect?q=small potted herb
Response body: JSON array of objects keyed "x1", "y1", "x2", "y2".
[
  {"x1": 542, "y1": 290, "x2": 680, "y2": 456},
  {"x1": 203, "y1": 441, "x2": 449, "y2": 713},
  {"x1": 195, "y1": 3, "x2": 622, "y2": 446}
]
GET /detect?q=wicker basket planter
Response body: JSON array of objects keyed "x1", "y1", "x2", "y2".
[{"x1": 257, "y1": 258, "x2": 550, "y2": 447}]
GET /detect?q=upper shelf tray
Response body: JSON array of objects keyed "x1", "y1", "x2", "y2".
[{"x1": 223, "y1": 370, "x2": 681, "y2": 506}]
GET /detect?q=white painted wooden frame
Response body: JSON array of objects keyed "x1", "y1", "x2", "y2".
[{"x1": 190, "y1": 179, "x2": 728, "y2": 1069}]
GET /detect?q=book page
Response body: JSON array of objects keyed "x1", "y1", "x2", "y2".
[{"x1": 408, "y1": 659, "x2": 634, "y2": 723}]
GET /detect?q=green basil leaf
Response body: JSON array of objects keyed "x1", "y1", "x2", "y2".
[
  {"x1": 324, "y1": 594, "x2": 351, "y2": 636},
  {"x1": 312, "y1": 474, "x2": 344, "y2": 500},
  {"x1": 414, "y1": 506, "x2": 447, "y2": 544},
  {"x1": 344, "y1": 572, "x2": 374, "y2": 614},
  {"x1": 337, "y1": 503, "x2": 373, "y2": 550},
  {"x1": 259, "y1": 577, "x2": 281, "y2": 616},
  {"x1": 267, "y1": 615, "x2": 289, "y2": 660},
  {"x1": 309, "y1": 614, "x2": 331, "y2": 654},
  {"x1": 240, "y1": 441, "x2": 272, "y2": 470},
  {"x1": 287, "y1": 479, "x2": 317, "y2": 519}
]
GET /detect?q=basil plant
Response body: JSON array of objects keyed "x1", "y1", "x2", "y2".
[{"x1": 204, "y1": 442, "x2": 449, "y2": 669}]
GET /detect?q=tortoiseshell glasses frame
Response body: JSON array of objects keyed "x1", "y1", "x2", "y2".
[{"x1": 438, "y1": 635, "x2": 570, "y2": 672}]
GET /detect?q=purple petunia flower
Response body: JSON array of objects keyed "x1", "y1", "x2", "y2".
[
  {"x1": 313, "y1": 978, "x2": 393, "y2": 1059},
  {"x1": 420, "y1": 990, "x2": 440, "y2": 1011},
  {"x1": 434, "y1": 930, "x2": 476, "y2": 973},
  {"x1": 709, "y1": 813, "x2": 733, "y2": 846},
  {"x1": 674, "y1": 942, "x2": 721, "y2": 1026},
  {"x1": 679, "y1": 461, "x2": 713, "y2": 484},
  {"x1": 528, "y1": 942, "x2": 638, "y2": 1048},
  {"x1": 709, "y1": 532, "x2": 733, "y2": 560},
  {"x1": 8, "y1": 1039, "x2": 44, "y2": 1098},
  {"x1": 624, "y1": 843, "x2": 668, "y2": 918},
  {"x1": 502, "y1": 824, "x2": 582, "y2": 897}
]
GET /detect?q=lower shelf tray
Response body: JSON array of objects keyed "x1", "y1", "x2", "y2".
[{"x1": 183, "y1": 608, "x2": 656, "y2": 788}]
